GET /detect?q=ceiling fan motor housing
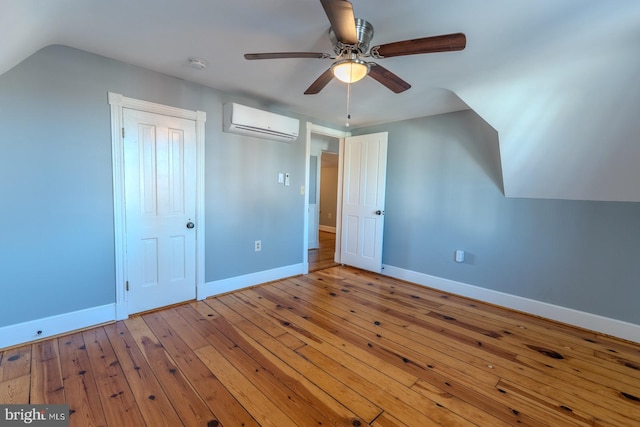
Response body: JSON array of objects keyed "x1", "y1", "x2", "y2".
[{"x1": 329, "y1": 18, "x2": 374, "y2": 55}]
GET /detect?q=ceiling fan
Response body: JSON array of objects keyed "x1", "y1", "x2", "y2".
[{"x1": 244, "y1": 0, "x2": 466, "y2": 95}]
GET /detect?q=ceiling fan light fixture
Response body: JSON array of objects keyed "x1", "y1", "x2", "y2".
[{"x1": 331, "y1": 59, "x2": 369, "y2": 83}]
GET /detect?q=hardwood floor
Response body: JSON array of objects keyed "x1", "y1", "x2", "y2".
[
  {"x1": 308, "y1": 230, "x2": 339, "y2": 272},
  {"x1": 2, "y1": 266, "x2": 640, "y2": 426}
]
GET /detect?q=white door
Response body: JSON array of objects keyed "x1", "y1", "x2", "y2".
[
  {"x1": 340, "y1": 132, "x2": 388, "y2": 272},
  {"x1": 123, "y1": 108, "x2": 197, "y2": 313}
]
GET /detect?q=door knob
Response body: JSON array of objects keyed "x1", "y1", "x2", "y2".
[
  {"x1": 186, "y1": 221, "x2": 195, "y2": 229},
  {"x1": 375, "y1": 210, "x2": 384, "y2": 216}
]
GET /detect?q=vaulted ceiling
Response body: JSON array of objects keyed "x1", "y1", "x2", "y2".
[{"x1": 3, "y1": 0, "x2": 640, "y2": 201}]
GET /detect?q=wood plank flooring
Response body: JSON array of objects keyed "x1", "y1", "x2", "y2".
[
  {"x1": 308, "y1": 230, "x2": 339, "y2": 272},
  {"x1": 2, "y1": 266, "x2": 640, "y2": 426}
]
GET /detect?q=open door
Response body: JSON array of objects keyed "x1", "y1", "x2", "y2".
[{"x1": 340, "y1": 132, "x2": 388, "y2": 273}]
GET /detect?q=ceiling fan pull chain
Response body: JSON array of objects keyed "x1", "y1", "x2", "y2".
[{"x1": 345, "y1": 82, "x2": 352, "y2": 127}]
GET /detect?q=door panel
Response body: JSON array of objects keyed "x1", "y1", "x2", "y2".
[
  {"x1": 363, "y1": 217, "x2": 377, "y2": 259},
  {"x1": 142, "y1": 238, "x2": 159, "y2": 285},
  {"x1": 169, "y1": 235, "x2": 186, "y2": 280},
  {"x1": 340, "y1": 132, "x2": 388, "y2": 272},
  {"x1": 124, "y1": 108, "x2": 197, "y2": 314},
  {"x1": 344, "y1": 214, "x2": 359, "y2": 256},
  {"x1": 346, "y1": 142, "x2": 362, "y2": 206},
  {"x1": 140, "y1": 124, "x2": 158, "y2": 215}
]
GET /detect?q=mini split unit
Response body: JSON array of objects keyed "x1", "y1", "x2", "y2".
[{"x1": 223, "y1": 102, "x2": 299, "y2": 143}]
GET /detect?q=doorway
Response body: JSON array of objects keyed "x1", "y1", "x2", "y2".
[
  {"x1": 308, "y1": 231, "x2": 338, "y2": 272},
  {"x1": 304, "y1": 124, "x2": 388, "y2": 274},
  {"x1": 122, "y1": 108, "x2": 197, "y2": 313},
  {"x1": 303, "y1": 123, "x2": 349, "y2": 273},
  {"x1": 109, "y1": 92, "x2": 206, "y2": 319},
  {"x1": 309, "y1": 151, "x2": 340, "y2": 272}
]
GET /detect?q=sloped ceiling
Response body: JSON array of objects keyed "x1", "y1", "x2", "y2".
[
  {"x1": 2, "y1": 0, "x2": 640, "y2": 201},
  {"x1": 454, "y1": 2, "x2": 640, "y2": 201}
]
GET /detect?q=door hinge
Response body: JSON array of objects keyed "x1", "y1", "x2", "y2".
[
  {"x1": 126, "y1": 280, "x2": 129, "y2": 291},
  {"x1": 122, "y1": 127, "x2": 125, "y2": 138}
]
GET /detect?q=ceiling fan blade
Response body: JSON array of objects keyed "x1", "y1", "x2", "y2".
[
  {"x1": 304, "y1": 68, "x2": 334, "y2": 95},
  {"x1": 372, "y1": 33, "x2": 466, "y2": 58},
  {"x1": 320, "y1": 0, "x2": 358, "y2": 45},
  {"x1": 368, "y1": 64, "x2": 411, "y2": 93},
  {"x1": 244, "y1": 52, "x2": 329, "y2": 60}
]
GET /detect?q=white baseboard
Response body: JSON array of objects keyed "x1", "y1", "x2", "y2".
[
  {"x1": 0, "y1": 304, "x2": 116, "y2": 350},
  {"x1": 6, "y1": 266, "x2": 635, "y2": 349},
  {"x1": 319, "y1": 225, "x2": 336, "y2": 233},
  {"x1": 198, "y1": 263, "x2": 305, "y2": 299},
  {"x1": 0, "y1": 263, "x2": 305, "y2": 350},
  {"x1": 382, "y1": 265, "x2": 640, "y2": 344}
]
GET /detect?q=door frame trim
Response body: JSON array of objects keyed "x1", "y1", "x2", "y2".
[
  {"x1": 303, "y1": 122, "x2": 350, "y2": 273},
  {"x1": 108, "y1": 92, "x2": 206, "y2": 319}
]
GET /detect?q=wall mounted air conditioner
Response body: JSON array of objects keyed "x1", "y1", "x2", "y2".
[{"x1": 223, "y1": 102, "x2": 299, "y2": 143}]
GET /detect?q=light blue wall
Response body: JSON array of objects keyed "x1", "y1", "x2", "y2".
[
  {"x1": 354, "y1": 111, "x2": 640, "y2": 325},
  {"x1": 2, "y1": 44, "x2": 639, "y2": 331},
  {"x1": 0, "y1": 45, "x2": 307, "y2": 327}
]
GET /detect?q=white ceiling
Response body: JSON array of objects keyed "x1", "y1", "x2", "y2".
[
  {"x1": 3, "y1": 0, "x2": 640, "y2": 201},
  {"x1": 0, "y1": 0, "x2": 558, "y2": 126}
]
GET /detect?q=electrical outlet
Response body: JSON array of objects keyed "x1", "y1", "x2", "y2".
[{"x1": 255, "y1": 240, "x2": 261, "y2": 252}]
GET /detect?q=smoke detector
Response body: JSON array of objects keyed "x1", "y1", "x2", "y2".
[{"x1": 188, "y1": 58, "x2": 207, "y2": 70}]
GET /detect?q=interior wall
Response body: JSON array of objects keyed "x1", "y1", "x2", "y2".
[
  {"x1": 3, "y1": 44, "x2": 638, "y2": 335},
  {"x1": 354, "y1": 111, "x2": 640, "y2": 325},
  {"x1": 0, "y1": 45, "x2": 307, "y2": 327},
  {"x1": 308, "y1": 155, "x2": 318, "y2": 204},
  {"x1": 319, "y1": 155, "x2": 338, "y2": 228}
]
